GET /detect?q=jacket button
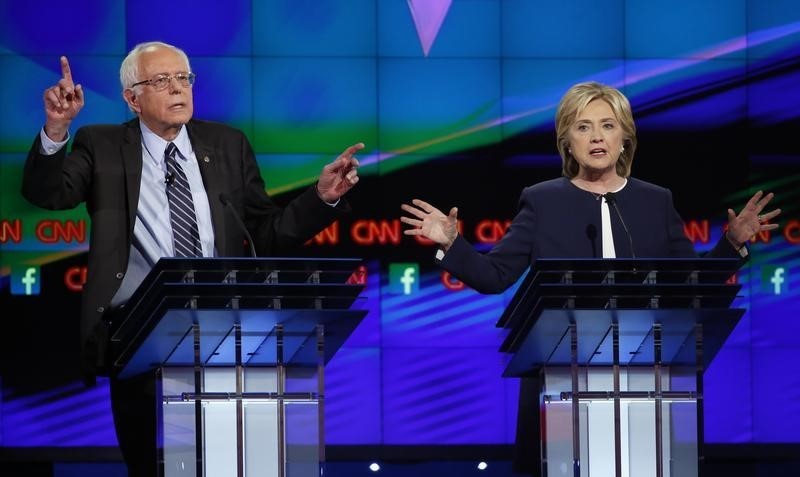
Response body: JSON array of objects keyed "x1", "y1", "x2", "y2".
[
  {"x1": 116, "y1": 272, "x2": 124, "y2": 279},
  {"x1": 97, "y1": 306, "x2": 105, "y2": 313}
]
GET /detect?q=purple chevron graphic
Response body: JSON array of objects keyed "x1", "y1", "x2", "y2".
[{"x1": 407, "y1": 0, "x2": 452, "y2": 57}]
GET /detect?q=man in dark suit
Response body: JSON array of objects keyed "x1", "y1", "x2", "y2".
[{"x1": 22, "y1": 41, "x2": 363, "y2": 476}]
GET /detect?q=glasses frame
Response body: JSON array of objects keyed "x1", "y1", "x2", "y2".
[{"x1": 130, "y1": 72, "x2": 196, "y2": 91}]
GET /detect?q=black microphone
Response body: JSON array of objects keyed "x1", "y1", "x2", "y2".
[
  {"x1": 219, "y1": 193, "x2": 257, "y2": 258},
  {"x1": 585, "y1": 224, "x2": 598, "y2": 258},
  {"x1": 602, "y1": 192, "x2": 636, "y2": 260},
  {"x1": 164, "y1": 171, "x2": 174, "y2": 185}
]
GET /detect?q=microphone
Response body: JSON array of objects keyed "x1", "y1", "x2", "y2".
[
  {"x1": 164, "y1": 171, "x2": 174, "y2": 185},
  {"x1": 219, "y1": 193, "x2": 257, "y2": 258},
  {"x1": 602, "y1": 192, "x2": 636, "y2": 259},
  {"x1": 585, "y1": 224, "x2": 598, "y2": 258}
]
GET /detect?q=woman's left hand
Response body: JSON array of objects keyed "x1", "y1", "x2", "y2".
[{"x1": 726, "y1": 190, "x2": 781, "y2": 249}]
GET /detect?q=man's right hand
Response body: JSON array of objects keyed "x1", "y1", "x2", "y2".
[{"x1": 43, "y1": 56, "x2": 84, "y2": 142}]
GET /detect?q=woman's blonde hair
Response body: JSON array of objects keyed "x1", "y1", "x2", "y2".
[{"x1": 555, "y1": 82, "x2": 637, "y2": 178}]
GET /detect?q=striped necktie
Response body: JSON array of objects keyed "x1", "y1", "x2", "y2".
[{"x1": 165, "y1": 142, "x2": 202, "y2": 257}]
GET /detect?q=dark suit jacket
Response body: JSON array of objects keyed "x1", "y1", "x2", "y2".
[
  {"x1": 441, "y1": 176, "x2": 742, "y2": 291},
  {"x1": 22, "y1": 118, "x2": 349, "y2": 372}
]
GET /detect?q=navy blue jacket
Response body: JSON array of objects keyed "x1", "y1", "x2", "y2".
[{"x1": 441, "y1": 176, "x2": 741, "y2": 293}]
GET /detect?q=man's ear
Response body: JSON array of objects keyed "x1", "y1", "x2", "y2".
[{"x1": 123, "y1": 89, "x2": 140, "y2": 113}]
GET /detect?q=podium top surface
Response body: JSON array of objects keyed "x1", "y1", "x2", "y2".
[
  {"x1": 495, "y1": 258, "x2": 745, "y2": 376},
  {"x1": 142, "y1": 256, "x2": 365, "y2": 271},
  {"x1": 498, "y1": 257, "x2": 742, "y2": 329},
  {"x1": 523, "y1": 257, "x2": 743, "y2": 273},
  {"x1": 110, "y1": 257, "x2": 368, "y2": 378},
  {"x1": 119, "y1": 256, "x2": 365, "y2": 315},
  {"x1": 130, "y1": 256, "x2": 365, "y2": 286}
]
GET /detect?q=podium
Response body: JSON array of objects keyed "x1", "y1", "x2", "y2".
[
  {"x1": 498, "y1": 258, "x2": 744, "y2": 477},
  {"x1": 110, "y1": 257, "x2": 367, "y2": 477}
]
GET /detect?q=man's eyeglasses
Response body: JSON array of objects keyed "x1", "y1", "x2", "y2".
[{"x1": 130, "y1": 72, "x2": 196, "y2": 91}]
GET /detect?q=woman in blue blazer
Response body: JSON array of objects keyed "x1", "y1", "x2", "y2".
[{"x1": 401, "y1": 81, "x2": 780, "y2": 475}]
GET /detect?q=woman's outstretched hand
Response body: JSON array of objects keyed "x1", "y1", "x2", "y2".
[
  {"x1": 401, "y1": 199, "x2": 459, "y2": 251},
  {"x1": 726, "y1": 190, "x2": 781, "y2": 249}
]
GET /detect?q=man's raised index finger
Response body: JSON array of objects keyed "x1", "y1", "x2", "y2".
[
  {"x1": 60, "y1": 56, "x2": 73, "y2": 83},
  {"x1": 342, "y1": 142, "x2": 365, "y2": 157}
]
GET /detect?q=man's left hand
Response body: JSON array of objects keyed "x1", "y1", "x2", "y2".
[{"x1": 316, "y1": 143, "x2": 364, "y2": 203}]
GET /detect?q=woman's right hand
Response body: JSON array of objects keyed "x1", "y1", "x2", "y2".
[{"x1": 401, "y1": 199, "x2": 459, "y2": 251}]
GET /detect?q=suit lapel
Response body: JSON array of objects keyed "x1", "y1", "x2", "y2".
[
  {"x1": 187, "y1": 121, "x2": 226, "y2": 255},
  {"x1": 121, "y1": 119, "x2": 143, "y2": 243}
]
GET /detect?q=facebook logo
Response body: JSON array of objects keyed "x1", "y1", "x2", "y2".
[
  {"x1": 762, "y1": 266, "x2": 788, "y2": 295},
  {"x1": 11, "y1": 266, "x2": 41, "y2": 295},
  {"x1": 389, "y1": 263, "x2": 419, "y2": 295}
]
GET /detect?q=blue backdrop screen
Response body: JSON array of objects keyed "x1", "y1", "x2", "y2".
[{"x1": 1, "y1": 0, "x2": 799, "y2": 449}]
